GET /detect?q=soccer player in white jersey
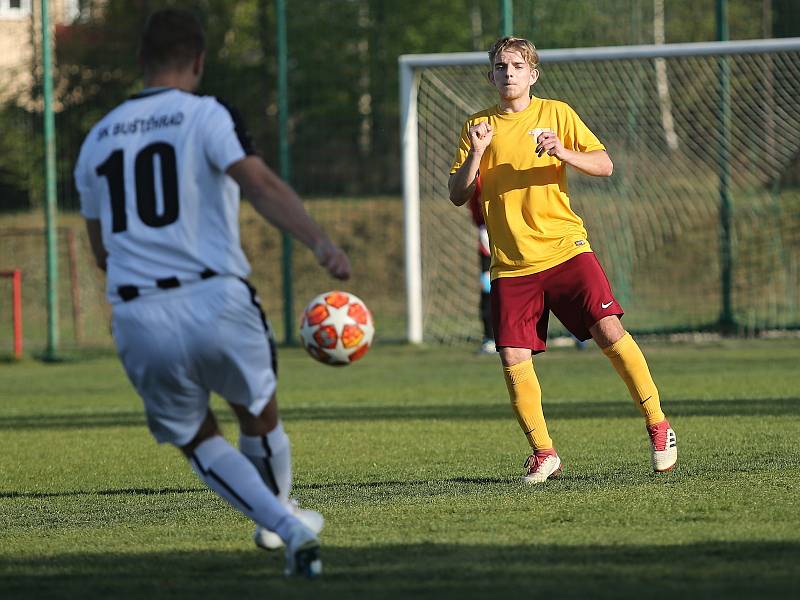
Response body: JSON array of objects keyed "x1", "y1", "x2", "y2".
[{"x1": 73, "y1": 9, "x2": 349, "y2": 578}]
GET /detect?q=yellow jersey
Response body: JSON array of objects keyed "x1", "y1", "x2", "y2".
[{"x1": 451, "y1": 96, "x2": 606, "y2": 279}]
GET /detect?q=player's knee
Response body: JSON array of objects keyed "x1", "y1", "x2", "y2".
[
  {"x1": 590, "y1": 315, "x2": 626, "y2": 348},
  {"x1": 232, "y1": 394, "x2": 280, "y2": 436},
  {"x1": 499, "y1": 346, "x2": 532, "y2": 367},
  {"x1": 180, "y1": 411, "x2": 221, "y2": 456}
]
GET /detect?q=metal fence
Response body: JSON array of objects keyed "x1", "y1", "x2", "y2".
[{"x1": 1, "y1": 0, "x2": 799, "y2": 354}]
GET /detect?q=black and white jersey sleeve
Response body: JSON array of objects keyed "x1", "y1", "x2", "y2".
[{"x1": 200, "y1": 97, "x2": 256, "y2": 172}]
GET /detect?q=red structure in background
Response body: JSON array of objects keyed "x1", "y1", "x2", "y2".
[{"x1": 1, "y1": 270, "x2": 22, "y2": 359}]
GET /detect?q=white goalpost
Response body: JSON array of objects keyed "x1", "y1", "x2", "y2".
[{"x1": 400, "y1": 38, "x2": 800, "y2": 344}]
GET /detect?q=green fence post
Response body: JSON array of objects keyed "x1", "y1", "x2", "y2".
[
  {"x1": 500, "y1": 0, "x2": 514, "y2": 36},
  {"x1": 717, "y1": 0, "x2": 735, "y2": 332},
  {"x1": 276, "y1": 0, "x2": 295, "y2": 345},
  {"x1": 41, "y1": 0, "x2": 59, "y2": 359}
]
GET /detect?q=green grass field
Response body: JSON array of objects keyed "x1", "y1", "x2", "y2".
[{"x1": 1, "y1": 339, "x2": 799, "y2": 599}]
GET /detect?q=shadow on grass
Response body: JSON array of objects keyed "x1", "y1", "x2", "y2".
[
  {"x1": 1, "y1": 541, "x2": 797, "y2": 600},
  {"x1": 0, "y1": 486, "x2": 205, "y2": 500},
  {"x1": 0, "y1": 477, "x2": 515, "y2": 500},
  {"x1": 1, "y1": 397, "x2": 798, "y2": 430}
]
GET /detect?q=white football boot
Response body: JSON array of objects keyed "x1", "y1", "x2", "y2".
[
  {"x1": 283, "y1": 523, "x2": 322, "y2": 579},
  {"x1": 254, "y1": 499, "x2": 324, "y2": 551},
  {"x1": 647, "y1": 419, "x2": 677, "y2": 472},
  {"x1": 522, "y1": 449, "x2": 563, "y2": 484}
]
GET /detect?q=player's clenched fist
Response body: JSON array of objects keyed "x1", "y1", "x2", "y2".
[
  {"x1": 469, "y1": 122, "x2": 494, "y2": 155},
  {"x1": 535, "y1": 131, "x2": 565, "y2": 159},
  {"x1": 314, "y1": 238, "x2": 351, "y2": 280}
]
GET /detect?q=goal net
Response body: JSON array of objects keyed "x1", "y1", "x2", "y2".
[{"x1": 400, "y1": 39, "x2": 800, "y2": 343}]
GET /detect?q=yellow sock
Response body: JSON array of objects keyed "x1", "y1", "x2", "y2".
[
  {"x1": 503, "y1": 360, "x2": 553, "y2": 450},
  {"x1": 602, "y1": 333, "x2": 666, "y2": 426}
]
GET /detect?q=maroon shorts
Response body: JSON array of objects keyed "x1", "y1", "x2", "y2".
[{"x1": 490, "y1": 252, "x2": 623, "y2": 353}]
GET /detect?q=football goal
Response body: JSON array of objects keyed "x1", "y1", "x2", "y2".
[{"x1": 400, "y1": 38, "x2": 800, "y2": 344}]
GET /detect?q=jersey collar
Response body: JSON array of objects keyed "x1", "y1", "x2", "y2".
[
  {"x1": 493, "y1": 95, "x2": 540, "y2": 119},
  {"x1": 129, "y1": 87, "x2": 175, "y2": 100}
]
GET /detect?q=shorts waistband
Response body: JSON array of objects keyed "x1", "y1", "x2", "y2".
[{"x1": 118, "y1": 269, "x2": 217, "y2": 302}]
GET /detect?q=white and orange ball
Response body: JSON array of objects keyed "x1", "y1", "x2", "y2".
[{"x1": 299, "y1": 291, "x2": 374, "y2": 366}]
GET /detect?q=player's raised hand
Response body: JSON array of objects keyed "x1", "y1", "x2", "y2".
[
  {"x1": 314, "y1": 238, "x2": 351, "y2": 280},
  {"x1": 536, "y1": 131, "x2": 565, "y2": 159},
  {"x1": 469, "y1": 122, "x2": 494, "y2": 155}
]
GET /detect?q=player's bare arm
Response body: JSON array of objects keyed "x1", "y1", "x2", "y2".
[
  {"x1": 85, "y1": 218, "x2": 108, "y2": 271},
  {"x1": 227, "y1": 156, "x2": 351, "y2": 280},
  {"x1": 448, "y1": 122, "x2": 493, "y2": 206},
  {"x1": 535, "y1": 131, "x2": 613, "y2": 177}
]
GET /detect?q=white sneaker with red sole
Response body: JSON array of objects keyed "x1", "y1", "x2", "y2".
[
  {"x1": 522, "y1": 449, "x2": 562, "y2": 484},
  {"x1": 647, "y1": 419, "x2": 677, "y2": 472}
]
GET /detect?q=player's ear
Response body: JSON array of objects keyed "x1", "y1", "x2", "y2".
[
  {"x1": 137, "y1": 50, "x2": 147, "y2": 75},
  {"x1": 193, "y1": 51, "x2": 206, "y2": 77},
  {"x1": 530, "y1": 68, "x2": 539, "y2": 85},
  {"x1": 487, "y1": 70, "x2": 494, "y2": 85}
]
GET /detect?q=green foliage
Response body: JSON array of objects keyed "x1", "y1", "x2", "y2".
[
  {"x1": 516, "y1": 0, "x2": 791, "y2": 47},
  {"x1": 3, "y1": 0, "x2": 799, "y2": 209},
  {"x1": 0, "y1": 106, "x2": 41, "y2": 210},
  {"x1": 1, "y1": 340, "x2": 799, "y2": 597}
]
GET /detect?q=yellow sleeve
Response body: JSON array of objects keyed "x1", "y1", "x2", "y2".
[
  {"x1": 450, "y1": 119, "x2": 472, "y2": 174},
  {"x1": 562, "y1": 105, "x2": 605, "y2": 153}
]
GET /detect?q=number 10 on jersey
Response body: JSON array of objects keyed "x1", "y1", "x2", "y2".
[{"x1": 96, "y1": 142, "x2": 179, "y2": 233}]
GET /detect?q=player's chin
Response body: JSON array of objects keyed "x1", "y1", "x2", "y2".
[{"x1": 499, "y1": 88, "x2": 524, "y2": 100}]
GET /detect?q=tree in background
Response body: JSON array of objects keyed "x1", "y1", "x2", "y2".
[{"x1": 1, "y1": 0, "x2": 798, "y2": 211}]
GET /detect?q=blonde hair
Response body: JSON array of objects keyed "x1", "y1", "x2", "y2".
[{"x1": 488, "y1": 37, "x2": 539, "y2": 70}]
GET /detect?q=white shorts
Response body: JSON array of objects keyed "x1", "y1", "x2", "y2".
[{"x1": 112, "y1": 275, "x2": 277, "y2": 446}]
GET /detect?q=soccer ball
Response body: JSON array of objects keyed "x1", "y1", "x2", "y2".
[{"x1": 299, "y1": 291, "x2": 374, "y2": 366}]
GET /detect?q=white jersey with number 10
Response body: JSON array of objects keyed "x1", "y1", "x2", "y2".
[{"x1": 74, "y1": 88, "x2": 254, "y2": 303}]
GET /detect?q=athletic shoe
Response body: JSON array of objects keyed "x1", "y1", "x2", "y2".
[
  {"x1": 478, "y1": 338, "x2": 497, "y2": 355},
  {"x1": 522, "y1": 448, "x2": 562, "y2": 484},
  {"x1": 647, "y1": 419, "x2": 677, "y2": 472},
  {"x1": 283, "y1": 523, "x2": 322, "y2": 579},
  {"x1": 254, "y1": 500, "x2": 324, "y2": 551}
]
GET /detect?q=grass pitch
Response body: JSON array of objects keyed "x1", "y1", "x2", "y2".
[{"x1": 1, "y1": 339, "x2": 799, "y2": 599}]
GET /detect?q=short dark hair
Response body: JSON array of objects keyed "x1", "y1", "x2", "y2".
[
  {"x1": 489, "y1": 37, "x2": 539, "y2": 71},
  {"x1": 139, "y1": 9, "x2": 205, "y2": 73}
]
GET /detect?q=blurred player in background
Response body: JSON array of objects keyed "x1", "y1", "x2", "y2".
[
  {"x1": 468, "y1": 175, "x2": 496, "y2": 354},
  {"x1": 74, "y1": 8, "x2": 350, "y2": 577},
  {"x1": 448, "y1": 36, "x2": 677, "y2": 483}
]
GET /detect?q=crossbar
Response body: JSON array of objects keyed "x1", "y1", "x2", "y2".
[{"x1": 400, "y1": 37, "x2": 800, "y2": 69}]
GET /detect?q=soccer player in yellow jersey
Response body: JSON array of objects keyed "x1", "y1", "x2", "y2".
[{"x1": 449, "y1": 37, "x2": 677, "y2": 482}]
